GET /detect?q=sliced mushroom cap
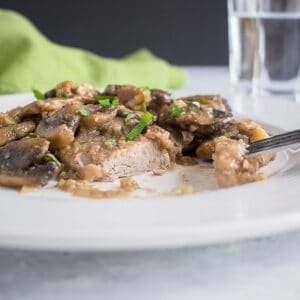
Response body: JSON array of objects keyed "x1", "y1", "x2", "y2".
[{"x1": 0, "y1": 138, "x2": 60, "y2": 187}]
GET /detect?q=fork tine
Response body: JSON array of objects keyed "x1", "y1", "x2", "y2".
[{"x1": 247, "y1": 129, "x2": 300, "y2": 154}]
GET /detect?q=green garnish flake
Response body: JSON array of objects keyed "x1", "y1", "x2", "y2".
[
  {"x1": 27, "y1": 133, "x2": 40, "y2": 138},
  {"x1": 12, "y1": 111, "x2": 21, "y2": 121},
  {"x1": 98, "y1": 99, "x2": 111, "y2": 106},
  {"x1": 103, "y1": 138, "x2": 117, "y2": 147},
  {"x1": 42, "y1": 153, "x2": 61, "y2": 167},
  {"x1": 142, "y1": 98, "x2": 147, "y2": 112},
  {"x1": 172, "y1": 103, "x2": 184, "y2": 116},
  {"x1": 96, "y1": 95, "x2": 119, "y2": 107},
  {"x1": 190, "y1": 101, "x2": 200, "y2": 108},
  {"x1": 111, "y1": 98, "x2": 119, "y2": 106},
  {"x1": 126, "y1": 112, "x2": 153, "y2": 141},
  {"x1": 60, "y1": 90, "x2": 68, "y2": 98},
  {"x1": 11, "y1": 124, "x2": 19, "y2": 137},
  {"x1": 32, "y1": 89, "x2": 45, "y2": 100},
  {"x1": 124, "y1": 113, "x2": 136, "y2": 123},
  {"x1": 77, "y1": 109, "x2": 91, "y2": 117},
  {"x1": 94, "y1": 94, "x2": 115, "y2": 101}
]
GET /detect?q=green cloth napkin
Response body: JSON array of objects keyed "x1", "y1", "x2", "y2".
[{"x1": 0, "y1": 9, "x2": 186, "y2": 94}]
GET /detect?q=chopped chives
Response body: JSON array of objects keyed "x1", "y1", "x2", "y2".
[
  {"x1": 124, "y1": 113, "x2": 136, "y2": 123},
  {"x1": 60, "y1": 90, "x2": 68, "y2": 98},
  {"x1": 98, "y1": 99, "x2": 111, "y2": 106},
  {"x1": 42, "y1": 153, "x2": 61, "y2": 167},
  {"x1": 172, "y1": 103, "x2": 184, "y2": 116},
  {"x1": 27, "y1": 133, "x2": 40, "y2": 138},
  {"x1": 103, "y1": 138, "x2": 117, "y2": 147},
  {"x1": 77, "y1": 109, "x2": 91, "y2": 117},
  {"x1": 32, "y1": 89, "x2": 45, "y2": 100},
  {"x1": 126, "y1": 112, "x2": 153, "y2": 140},
  {"x1": 11, "y1": 124, "x2": 19, "y2": 137},
  {"x1": 190, "y1": 101, "x2": 200, "y2": 108}
]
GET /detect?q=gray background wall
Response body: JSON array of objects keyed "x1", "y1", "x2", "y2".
[{"x1": 2, "y1": 0, "x2": 228, "y2": 65}]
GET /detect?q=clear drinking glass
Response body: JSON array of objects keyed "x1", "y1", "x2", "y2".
[{"x1": 228, "y1": 0, "x2": 300, "y2": 96}]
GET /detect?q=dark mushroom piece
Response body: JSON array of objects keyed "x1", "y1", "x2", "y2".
[{"x1": 0, "y1": 138, "x2": 60, "y2": 187}]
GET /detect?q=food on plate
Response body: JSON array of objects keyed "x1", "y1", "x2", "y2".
[{"x1": 0, "y1": 81, "x2": 276, "y2": 195}]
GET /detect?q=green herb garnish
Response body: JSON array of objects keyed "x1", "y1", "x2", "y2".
[
  {"x1": 11, "y1": 124, "x2": 19, "y2": 137},
  {"x1": 172, "y1": 103, "x2": 184, "y2": 116},
  {"x1": 27, "y1": 133, "x2": 40, "y2": 138},
  {"x1": 32, "y1": 89, "x2": 45, "y2": 100},
  {"x1": 126, "y1": 112, "x2": 153, "y2": 141},
  {"x1": 42, "y1": 153, "x2": 61, "y2": 167},
  {"x1": 96, "y1": 95, "x2": 119, "y2": 107},
  {"x1": 103, "y1": 138, "x2": 117, "y2": 147},
  {"x1": 77, "y1": 109, "x2": 91, "y2": 117},
  {"x1": 98, "y1": 99, "x2": 111, "y2": 106},
  {"x1": 111, "y1": 98, "x2": 119, "y2": 106},
  {"x1": 60, "y1": 90, "x2": 68, "y2": 98},
  {"x1": 94, "y1": 94, "x2": 115, "y2": 101},
  {"x1": 190, "y1": 101, "x2": 200, "y2": 108},
  {"x1": 124, "y1": 113, "x2": 136, "y2": 123}
]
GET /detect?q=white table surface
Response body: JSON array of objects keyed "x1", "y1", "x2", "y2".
[{"x1": 1, "y1": 67, "x2": 300, "y2": 300}]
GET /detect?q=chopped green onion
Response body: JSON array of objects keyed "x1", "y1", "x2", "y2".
[
  {"x1": 42, "y1": 153, "x2": 61, "y2": 167},
  {"x1": 103, "y1": 138, "x2": 117, "y2": 147},
  {"x1": 94, "y1": 94, "x2": 115, "y2": 101},
  {"x1": 11, "y1": 124, "x2": 19, "y2": 137},
  {"x1": 32, "y1": 89, "x2": 45, "y2": 100},
  {"x1": 142, "y1": 98, "x2": 148, "y2": 112},
  {"x1": 124, "y1": 113, "x2": 136, "y2": 123},
  {"x1": 172, "y1": 104, "x2": 184, "y2": 116},
  {"x1": 12, "y1": 111, "x2": 20, "y2": 121},
  {"x1": 111, "y1": 98, "x2": 119, "y2": 106},
  {"x1": 27, "y1": 133, "x2": 40, "y2": 138},
  {"x1": 190, "y1": 101, "x2": 200, "y2": 108},
  {"x1": 60, "y1": 90, "x2": 68, "y2": 98},
  {"x1": 98, "y1": 99, "x2": 111, "y2": 106},
  {"x1": 97, "y1": 95, "x2": 119, "y2": 107},
  {"x1": 126, "y1": 112, "x2": 153, "y2": 141},
  {"x1": 77, "y1": 109, "x2": 91, "y2": 117}
]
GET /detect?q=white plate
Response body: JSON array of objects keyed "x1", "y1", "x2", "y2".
[{"x1": 0, "y1": 88, "x2": 299, "y2": 251}]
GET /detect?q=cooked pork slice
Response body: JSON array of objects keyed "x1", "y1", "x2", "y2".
[
  {"x1": 0, "y1": 121, "x2": 36, "y2": 147},
  {"x1": 0, "y1": 138, "x2": 60, "y2": 187},
  {"x1": 36, "y1": 102, "x2": 82, "y2": 149},
  {"x1": 213, "y1": 136, "x2": 266, "y2": 188},
  {"x1": 58, "y1": 125, "x2": 177, "y2": 181}
]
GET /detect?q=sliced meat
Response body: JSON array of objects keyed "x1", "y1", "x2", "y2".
[
  {"x1": 0, "y1": 121, "x2": 36, "y2": 146},
  {"x1": 212, "y1": 136, "x2": 266, "y2": 188},
  {"x1": 36, "y1": 102, "x2": 82, "y2": 149},
  {"x1": 144, "y1": 125, "x2": 182, "y2": 160},
  {"x1": 58, "y1": 127, "x2": 176, "y2": 181},
  {"x1": 0, "y1": 138, "x2": 60, "y2": 187}
]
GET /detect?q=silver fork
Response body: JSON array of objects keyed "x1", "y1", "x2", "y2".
[{"x1": 247, "y1": 129, "x2": 300, "y2": 155}]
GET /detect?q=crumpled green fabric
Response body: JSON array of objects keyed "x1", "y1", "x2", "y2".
[{"x1": 0, "y1": 9, "x2": 186, "y2": 94}]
